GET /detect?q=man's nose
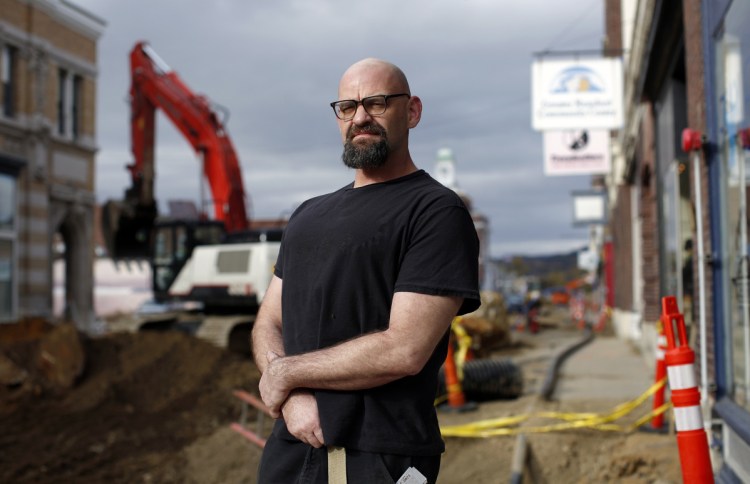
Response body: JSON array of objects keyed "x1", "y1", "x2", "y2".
[{"x1": 352, "y1": 103, "x2": 373, "y2": 124}]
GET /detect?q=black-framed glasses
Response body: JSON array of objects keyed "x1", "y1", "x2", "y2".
[{"x1": 330, "y1": 93, "x2": 410, "y2": 120}]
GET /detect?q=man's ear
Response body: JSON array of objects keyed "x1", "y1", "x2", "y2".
[{"x1": 407, "y1": 96, "x2": 422, "y2": 129}]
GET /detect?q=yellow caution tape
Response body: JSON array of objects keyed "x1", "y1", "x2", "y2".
[
  {"x1": 439, "y1": 378, "x2": 671, "y2": 437},
  {"x1": 432, "y1": 318, "x2": 473, "y2": 406},
  {"x1": 450, "y1": 317, "x2": 472, "y2": 381}
]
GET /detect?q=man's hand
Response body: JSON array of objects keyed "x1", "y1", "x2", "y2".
[
  {"x1": 282, "y1": 390, "x2": 325, "y2": 448},
  {"x1": 258, "y1": 351, "x2": 291, "y2": 418}
]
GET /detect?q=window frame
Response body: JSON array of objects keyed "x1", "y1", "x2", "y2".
[
  {"x1": 1, "y1": 44, "x2": 18, "y2": 118},
  {"x1": 0, "y1": 171, "x2": 17, "y2": 322},
  {"x1": 57, "y1": 68, "x2": 68, "y2": 136},
  {"x1": 57, "y1": 68, "x2": 84, "y2": 140}
]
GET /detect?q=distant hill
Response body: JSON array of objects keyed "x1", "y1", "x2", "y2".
[
  {"x1": 517, "y1": 250, "x2": 581, "y2": 277},
  {"x1": 495, "y1": 247, "x2": 587, "y2": 288}
]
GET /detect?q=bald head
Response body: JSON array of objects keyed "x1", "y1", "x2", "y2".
[
  {"x1": 333, "y1": 58, "x2": 422, "y2": 181},
  {"x1": 338, "y1": 58, "x2": 411, "y2": 98}
]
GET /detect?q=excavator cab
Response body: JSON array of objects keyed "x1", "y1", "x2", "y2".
[{"x1": 151, "y1": 219, "x2": 225, "y2": 302}]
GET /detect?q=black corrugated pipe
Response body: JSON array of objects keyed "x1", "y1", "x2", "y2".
[
  {"x1": 509, "y1": 328, "x2": 596, "y2": 483},
  {"x1": 540, "y1": 328, "x2": 595, "y2": 401}
]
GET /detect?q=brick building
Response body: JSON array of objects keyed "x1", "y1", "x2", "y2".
[
  {"x1": 605, "y1": 0, "x2": 750, "y2": 479},
  {"x1": 0, "y1": 0, "x2": 104, "y2": 329}
]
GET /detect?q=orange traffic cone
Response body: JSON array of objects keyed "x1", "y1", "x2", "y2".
[
  {"x1": 661, "y1": 296, "x2": 714, "y2": 484},
  {"x1": 570, "y1": 297, "x2": 585, "y2": 329},
  {"x1": 441, "y1": 334, "x2": 477, "y2": 412},
  {"x1": 445, "y1": 337, "x2": 466, "y2": 407}
]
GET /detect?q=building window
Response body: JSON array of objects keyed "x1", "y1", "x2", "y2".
[
  {"x1": 0, "y1": 172, "x2": 16, "y2": 321},
  {"x1": 57, "y1": 69, "x2": 84, "y2": 139},
  {"x1": 1, "y1": 45, "x2": 17, "y2": 118},
  {"x1": 72, "y1": 74, "x2": 83, "y2": 138},
  {"x1": 0, "y1": 173, "x2": 15, "y2": 231},
  {"x1": 715, "y1": 0, "x2": 750, "y2": 411},
  {"x1": 58, "y1": 68, "x2": 68, "y2": 135}
]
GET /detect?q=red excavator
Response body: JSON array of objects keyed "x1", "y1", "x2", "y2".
[
  {"x1": 103, "y1": 41, "x2": 248, "y2": 255},
  {"x1": 102, "y1": 42, "x2": 280, "y2": 352}
]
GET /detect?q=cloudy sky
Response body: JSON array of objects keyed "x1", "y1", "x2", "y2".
[{"x1": 73, "y1": 0, "x2": 604, "y2": 258}]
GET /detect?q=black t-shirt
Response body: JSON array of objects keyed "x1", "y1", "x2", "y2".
[{"x1": 272, "y1": 169, "x2": 480, "y2": 455}]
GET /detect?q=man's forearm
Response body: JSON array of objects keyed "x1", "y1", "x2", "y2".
[
  {"x1": 269, "y1": 326, "x2": 430, "y2": 392},
  {"x1": 251, "y1": 276, "x2": 284, "y2": 374},
  {"x1": 251, "y1": 320, "x2": 284, "y2": 374},
  {"x1": 258, "y1": 292, "x2": 460, "y2": 415}
]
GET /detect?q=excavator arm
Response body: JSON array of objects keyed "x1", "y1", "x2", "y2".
[{"x1": 103, "y1": 42, "x2": 249, "y2": 258}]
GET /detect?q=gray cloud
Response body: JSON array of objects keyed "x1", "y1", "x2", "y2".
[{"x1": 77, "y1": 0, "x2": 603, "y2": 257}]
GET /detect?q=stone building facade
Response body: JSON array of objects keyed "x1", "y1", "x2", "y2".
[{"x1": 0, "y1": 0, "x2": 104, "y2": 330}]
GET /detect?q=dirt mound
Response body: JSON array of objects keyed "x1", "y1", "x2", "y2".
[
  {"x1": 0, "y1": 323, "x2": 683, "y2": 483},
  {"x1": 0, "y1": 329, "x2": 261, "y2": 484}
]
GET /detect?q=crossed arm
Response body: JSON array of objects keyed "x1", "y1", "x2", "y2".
[{"x1": 251, "y1": 275, "x2": 462, "y2": 447}]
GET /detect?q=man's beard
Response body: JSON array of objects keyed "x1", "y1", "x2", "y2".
[{"x1": 341, "y1": 123, "x2": 389, "y2": 169}]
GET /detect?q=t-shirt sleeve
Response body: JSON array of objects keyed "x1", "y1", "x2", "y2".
[
  {"x1": 273, "y1": 200, "x2": 306, "y2": 280},
  {"x1": 273, "y1": 241, "x2": 284, "y2": 279},
  {"x1": 394, "y1": 204, "x2": 481, "y2": 315}
]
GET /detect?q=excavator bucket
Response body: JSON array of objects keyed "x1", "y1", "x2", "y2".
[{"x1": 101, "y1": 198, "x2": 157, "y2": 259}]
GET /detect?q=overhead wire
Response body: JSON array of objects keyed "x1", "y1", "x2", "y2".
[
  {"x1": 537, "y1": 0, "x2": 604, "y2": 54},
  {"x1": 420, "y1": 0, "x2": 604, "y2": 134}
]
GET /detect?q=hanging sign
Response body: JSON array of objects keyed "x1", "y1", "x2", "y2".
[
  {"x1": 572, "y1": 190, "x2": 607, "y2": 226},
  {"x1": 532, "y1": 57, "x2": 624, "y2": 130},
  {"x1": 543, "y1": 129, "x2": 611, "y2": 176}
]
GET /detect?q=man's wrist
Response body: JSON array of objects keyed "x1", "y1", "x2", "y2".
[{"x1": 271, "y1": 355, "x2": 295, "y2": 392}]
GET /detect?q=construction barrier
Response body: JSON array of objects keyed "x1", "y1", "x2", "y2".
[
  {"x1": 230, "y1": 389, "x2": 272, "y2": 448},
  {"x1": 661, "y1": 296, "x2": 714, "y2": 484},
  {"x1": 569, "y1": 296, "x2": 585, "y2": 329},
  {"x1": 651, "y1": 319, "x2": 668, "y2": 430}
]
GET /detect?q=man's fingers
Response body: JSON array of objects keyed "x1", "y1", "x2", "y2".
[
  {"x1": 306, "y1": 429, "x2": 324, "y2": 448},
  {"x1": 269, "y1": 405, "x2": 281, "y2": 419},
  {"x1": 308, "y1": 435, "x2": 323, "y2": 448}
]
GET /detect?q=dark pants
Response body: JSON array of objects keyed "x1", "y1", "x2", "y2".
[{"x1": 257, "y1": 435, "x2": 441, "y2": 483}]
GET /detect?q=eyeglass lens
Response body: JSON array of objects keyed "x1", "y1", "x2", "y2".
[{"x1": 336, "y1": 96, "x2": 388, "y2": 119}]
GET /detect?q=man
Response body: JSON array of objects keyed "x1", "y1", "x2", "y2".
[{"x1": 253, "y1": 58, "x2": 480, "y2": 483}]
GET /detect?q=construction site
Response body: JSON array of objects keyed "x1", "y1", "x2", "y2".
[
  {"x1": 1, "y1": 305, "x2": 685, "y2": 483},
  {"x1": 3, "y1": 0, "x2": 750, "y2": 482}
]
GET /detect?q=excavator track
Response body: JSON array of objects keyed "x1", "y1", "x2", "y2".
[
  {"x1": 107, "y1": 312, "x2": 181, "y2": 334},
  {"x1": 195, "y1": 315, "x2": 256, "y2": 354}
]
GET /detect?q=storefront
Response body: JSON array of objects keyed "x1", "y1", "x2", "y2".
[{"x1": 706, "y1": 0, "x2": 750, "y2": 480}]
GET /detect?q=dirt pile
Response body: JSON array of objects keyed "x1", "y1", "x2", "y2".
[
  {"x1": 0, "y1": 319, "x2": 683, "y2": 483},
  {"x1": 0, "y1": 328, "x2": 262, "y2": 484},
  {"x1": 0, "y1": 320, "x2": 86, "y2": 396}
]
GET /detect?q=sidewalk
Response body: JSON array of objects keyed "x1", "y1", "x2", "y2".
[{"x1": 554, "y1": 334, "x2": 654, "y2": 402}]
